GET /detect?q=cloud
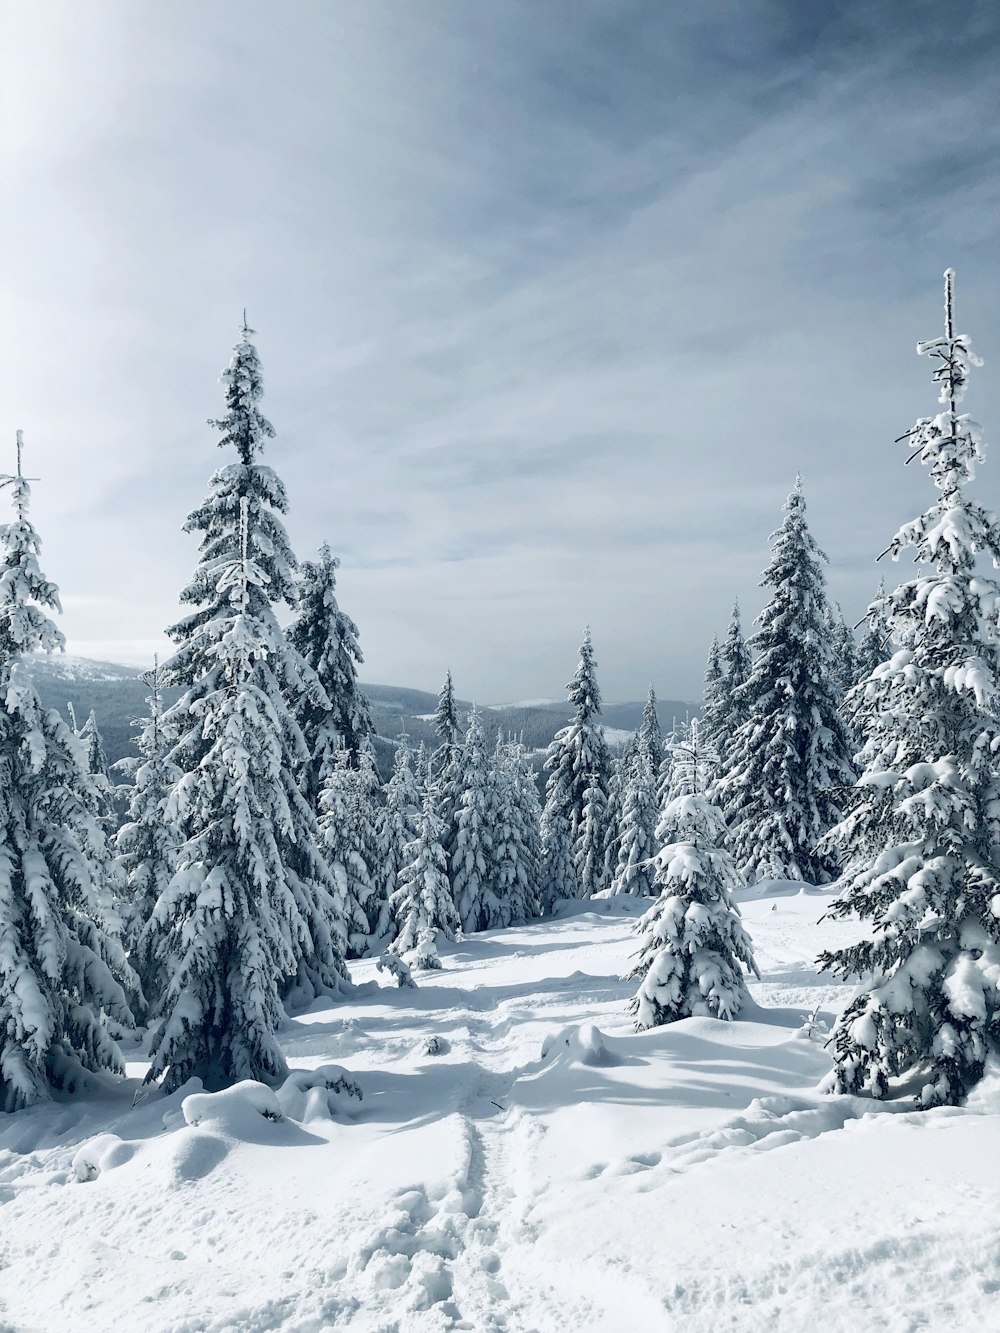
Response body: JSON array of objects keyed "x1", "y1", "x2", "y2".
[{"x1": 2, "y1": 1, "x2": 999, "y2": 701}]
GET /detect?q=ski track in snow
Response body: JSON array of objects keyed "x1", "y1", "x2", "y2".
[{"x1": 2, "y1": 890, "x2": 1000, "y2": 1331}]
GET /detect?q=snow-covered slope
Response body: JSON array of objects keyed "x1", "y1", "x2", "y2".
[{"x1": 1, "y1": 886, "x2": 997, "y2": 1331}]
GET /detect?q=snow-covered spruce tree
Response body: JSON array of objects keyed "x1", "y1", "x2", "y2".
[
  {"x1": 0, "y1": 434, "x2": 136, "y2": 1111},
  {"x1": 144, "y1": 322, "x2": 349, "y2": 1094},
  {"x1": 854, "y1": 578, "x2": 890, "y2": 683},
  {"x1": 539, "y1": 803, "x2": 576, "y2": 914},
  {"x1": 497, "y1": 738, "x2": 542, "y2": 924},
  {"x1": 540, "y1": 628, "x2": 612, "y2": 900},
  {"x1": 818, "y1": 271, "x2": 1000, "y2": 1108},
  {"x1": 77, "y1": 707, "x2": 120, "y2": 833},
  {"x1": 451, "y1": 706, "x2": 494, "y2": 933},
  {"x1": 114, "y1": 658, "x2": 182, "y2": 1015},
  {"x1": 79, "y1": 708, "x2": 110, "y2": 781},
  {"x1": 601, "y1": 733, "x2": 638, "y2": 888},
  {"x1": 610, "y1": 751, "x2": 659, "y2": 897},
  {"x1": 429, "y1": 672, "x2": 465, "y2": 881},
  {"x1": 824, "y1": 602, "x2": 858, "y2": 701},
  {"x1": 720, "y1": 600, "x2": 752, "y2": 727},
  {"x1": 700, "y1": 637, "x2": 727, "y2": 747},
  {"x1": 576, "y1": 770, "x2": 610, "y2": 898},
  {"x1": 285, "y1": 542, "x2": 373, "y2": 804},
  {"x1": 432, "y1": 669, "x2": 460, "y2": 754},
  {"x1": 373, "y1": 739, "x2": 421, "y2": 945},
  {"x1": 354, "y1": 740, "x2": 386, "y2": 943},
  {"x1": 638, "y1": 685, "x2": 663, "y2": 773},
  {"x1": 388, "y1": 789, "x2": 458, "y2": 970},
  {"x1": 628, "y1": 717, "x2": 758, "y2": 1028},
  {"x1": 318, "y1": 750, "x2": 373, "y2": 959},
  {"x1": 716, "y1": 481, "x2": 854, "y2": 883}
]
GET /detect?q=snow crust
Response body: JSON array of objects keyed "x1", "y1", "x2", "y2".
[{"x1": 1, "y1": 887, "x2": 998, "y2": 1331}]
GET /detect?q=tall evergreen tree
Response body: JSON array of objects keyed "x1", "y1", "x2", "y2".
[
  {"x1": 539, "y1": 803, "x2": 576, "y2": 915},
  {"x1": 719, "y1": 600, "x2": 752, "y2": 728},
  {"x1": 716, "y1": 481, "x2": 854, "y2": 883},
  {"x1": 497, "y1": 739, "x2": 542, "y2": 924},
  {"x1": 77, "y1": 707, "x2": 119, "y2": 834},
  {"x1": 575, "y1": 771, "x2": 610, "y2": 898},
  {"x1": 115, "y1": 658, "x2": 181, "y2": 1016},
  {"x1": 0, "y1": 434, "x2": 135, "y2": 1111},
  {"x1": 540, "y1": 628, "x2": 612, "y2": 900},
  {"x1": 318, "y1": 750, "x2": 373, "y2": 959},
  {"x1": 144, "y1": 321, "x2": 349, "y2": 1094},
  {"x1": 373, "y1": 739, "x2": 421, "y2": 945},
  {"x1": 610, "y1": 752, "x2": 659, "y2": 898},
  {"x1": 388, "y1": 790, "x2": 458, "y2": 971},
  {"x1": 432, "y1": 670, "x2": 460, "y2": 752},
  {"x1": 78, "y1": 709, "x2": 110, "y2": 782},
  {"x1": 854, "y1": 578, "x2": 890, "y2": 683},
  {"x1": 819, "y1": 271, "x2": 1000, "y2": 1108},
  {"x1": 638, "y1": 685, "x2": 664, "y2": 773},
  {"x1": 286, "y1": 543, "x2": 373, "y2": 802},
  {"x1": 601, "y1": 733, "x2": 638, "y2": 889},
  {"x1": 700, "y1": 638, "x2": 726, "y2": 747},
  {"x1": 353, "y1": 740, "x2": 385, "y2": 941},
  {"x1": 451, "y1": 707, "x2": 493, "y2": 933},
  {"x1": 824, "y1": 602, "x2": 858, "y2": 701}
]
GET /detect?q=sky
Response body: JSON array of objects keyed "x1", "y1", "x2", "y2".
[{"x1": 2, "y1": 0, "x2": 1000, "y2": 703}]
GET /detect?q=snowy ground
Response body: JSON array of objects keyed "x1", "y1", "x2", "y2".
[{"x1": 2, "y1": 885, "x2": 999, "y2": 1332}]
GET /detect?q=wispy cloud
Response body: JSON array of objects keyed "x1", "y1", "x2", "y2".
[{"x1": 2, "y1": 1, "x2": 999, "y2": 700}]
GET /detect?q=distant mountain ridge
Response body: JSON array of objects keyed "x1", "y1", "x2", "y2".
[{"x1": 22, "y1": 653, "x2": 698, "y2": 771}]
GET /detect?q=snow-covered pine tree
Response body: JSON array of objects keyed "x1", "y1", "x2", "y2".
[
  {"x1": 601, "y1": 733, "x2": 638, "y2": 889},
  {"x1": 429, "y1": 672, "x2": 465, "y2": 882},
  {"x1": 355, "y1": 740, "x2": 386, "y2": 944},
  {"x1": 854, "y1": 578, "x2": 890, "y2": 683},
  {"x1": 700, "y1": 638, "x2": 727, "y2": 747},
  {"x1": 720, "y1": 599, "x2": 752, "y2": 728},
  {"x1": 143, "y1": 321, "x2": 349, "y2": 1093},
  {"x1": 540, "y1": 628, "x2": 612, "y2": 900},
  {"x1": 501, "y1": 738, "x2": 542, "y2": 923},
  {"x1": 610, "y1": 751, "x2": 659, "y2": 897},
  {"x1": 451, "y1": 706, "x2": 494, "y2": 933},
  {"x1": 388, "y1": 789, "x2": 458, "y2": 970},
  {"x1": 79, "y1": 709, "x2": 110, "y2": 782},
  {"x1": 480, "y1": 738, "x2": 519, "y2": 930},
  {"x1": 285, "y1": 542, "x2": 373, "y2": 803},
  {"x1": 638, "y1": 685, "x2": 663, "y2": 773},
  {"x1": 716, "y1": 481, "x2": 854, "y2": 883},
  {"x1": 539, "y1": 803, "x2": 576, "y2": 915},
  {"x1": 318, "y1": 749, "x2": 373, "y2": 959},
  {"x1": 818, "y1": 270, "x2": 1000, "y2": 1108},
  {"x1": 77, "y1": 707, "x2": 119, "y2": 833},
  {"x1": 0, "y1": 433, "x2": 136, "y2": 1111},
  {"x1": 824, "y1": 602, "x2": 858, "y2": 701},
  {"x1": 575, "y1": 770, "x2": 610, "y2": 898},
  {"x1": 372, "y1": 738, "x2": 421, "y2": 945},
  {"x1": 629, "y1": 716, "x2": 758, "y2": 1027},
  {"x1": 432, "y1": 669, "x2": 460, "y2": 753},
  {"x1": 114, "y1": 657, "x2": 182, "y2": 1015}
]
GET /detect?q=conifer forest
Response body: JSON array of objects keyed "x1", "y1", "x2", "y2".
[{"x1": 2, "y1": 5, "x2": 1000, "y2": 1331}]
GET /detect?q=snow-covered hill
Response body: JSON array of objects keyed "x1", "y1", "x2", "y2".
[
  {"x1": 20, "y1": 653, "x2": 696, "y2": 771},
  {"x1": 1, "y1": 885, "x2": 997, "y2": 1331}
]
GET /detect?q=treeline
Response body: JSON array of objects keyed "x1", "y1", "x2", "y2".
[{"x1": 2, "y1": 271, "x2": 999, "y2": 1116}]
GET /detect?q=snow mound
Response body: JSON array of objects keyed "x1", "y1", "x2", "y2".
[
  {"x1": 72, "y1": 1134, "x2": 137, "y2": 1183},
  {"x1": 181, "y1": 1070, "x2": 363, "y2": 1136},
  {"x1": 736, "y1": 877, "x2": 836, "y2": 902},
  {"x1": 182, "y1": 1080, "x2": 284, "y2": 1134},
  {"x1": 276, "y1": 1065, "x2": 363, "y2": 1122},
  {"x1": 539, "y1": 1023, "x2": 623, "y2": 1068}
]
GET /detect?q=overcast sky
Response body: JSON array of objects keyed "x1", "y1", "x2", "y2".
[{"x1": 2, "y1": 1, "x2": 999, "y2": 703}]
